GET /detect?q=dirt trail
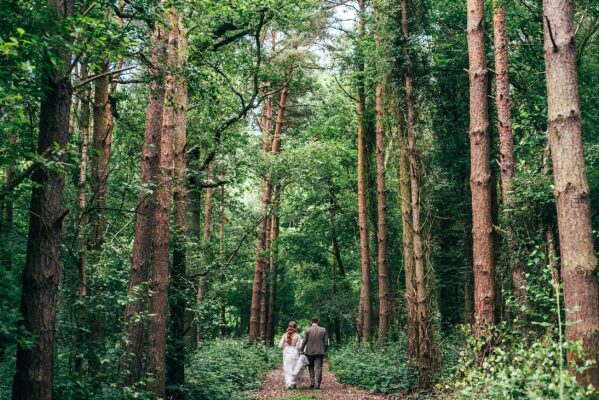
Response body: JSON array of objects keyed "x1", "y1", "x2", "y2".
[{"x1": 252, "y1": 362, "x2": 393, "y2": 400}]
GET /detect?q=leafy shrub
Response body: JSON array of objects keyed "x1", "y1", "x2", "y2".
[
  {"x1": 329, "y1": 337, "x2": 417, "y2": 394},
  {"x1": 185, "y1": 338, "x2": 279, "y2": 400},
  {"x1": 442, "y1": 325, "x2": 598, "y2": 400}
]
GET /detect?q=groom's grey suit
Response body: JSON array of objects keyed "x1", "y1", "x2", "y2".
[{"x1": 301, "y1": 323, "x2": 328, "y2": 388}]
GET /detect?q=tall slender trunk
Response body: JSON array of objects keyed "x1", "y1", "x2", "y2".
[
  {"x1": 186, "y1": 182, "x2": 201, "y2": 348},
  {"x1": 75, "y1": 63, "x2": 91, "y2": 377},
  {"x1": 356, "y1": 0, "x2": 372, "y2": 343},
  {"x1": 198, "y1": 160, "x2": 214, "y2": 341},
  {"x1": 375, "y1": 83, "x2": 389, "y2": 343},
  {"x1": 250, "y1": 65, "x2": 288, "y2": 342},
  {"x1": 124, "y1": 23, "x2": 167, "y2": 385},
  {"x1": 249, "y1": 180, "x2": 270, "y2": 341},
  {"x1": 147, "y1": 12, "x2": 178, "y2": 397},
  {"x1": 398, "y1": 130, "x2": 417, "y2": 361},
  {"x1": 492, "y1": 2, "x2": 522, "y2": 310},
  {"x1": 267, "y1": 202, "x2": 279, "y2": 345},
  {"x1": 1, "y1": 134, "x2": 15, "y2": 270},
  {"x1": 167, "y1": 23, "x2": 188, "y2": 399},
  {"x1": 466, "y1": 0, "x2": 496, "y2": 330},
  {"x1": 12, "y1": 0, "x2": 73, "y2": 397},
  {"x1": 219, "y1": 184, "x2": 227, "y2": 337},
  {"x1": 543, "y1": 0, "x2": 599, "y2": 386},
  {"x1": 401, "y1": 0, "x2": 435, "y2": 386},
  {"x1": 87, "y1": 57, "x2": 114, "y2": 372},
  {"x1": 260, "y1": 216, "x2": 271, "y2": 341}
]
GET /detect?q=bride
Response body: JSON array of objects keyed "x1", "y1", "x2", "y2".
[{"x1": 278, "y1": 321, "x2": 304, "y2": 389}]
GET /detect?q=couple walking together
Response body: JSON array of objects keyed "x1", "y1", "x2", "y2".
[{"x1": 278, "y1": 316, "x2": 328, "y2": 389}]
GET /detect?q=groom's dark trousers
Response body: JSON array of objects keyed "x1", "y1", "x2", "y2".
[{"x1": 307, "y1": 354, "x2": 324, "y2": 387}]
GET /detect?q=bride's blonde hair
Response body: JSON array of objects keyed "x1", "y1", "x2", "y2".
[{"x1": 286, "y1": 321, "x2": 297, "y2": 345}]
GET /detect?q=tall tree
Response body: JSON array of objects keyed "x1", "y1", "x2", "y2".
[
  {"x1": 124, "y1": 21, "x2": 168, "y2": 384},
  {"x1": 400, "y1": 0, "x2": 436, "y2": 386},
  {"x1": 167, "y1": 20, "x2": 188, "y2": 399},
  {"x1": 398, "y1": 131, "x2": 417, "y2": 361},
  {"x1": 146, "y1": 10, "x2": 178, "y2": 397},
  {"x1": 219, "y1": 184, "x2": 227, "y2": 337},
  {"x1": 542, "y1": 0, "x2": 599, "y2": 387},
  {"x1": 466, "y1": 0, "x2": 496, "y2": 329},
  {"x1": 75, "y1": 63, "x2": 91, "y2": 377},
  {"x1": 11, "y1": 0, "x2": 74, "y2": 396},
  {"x1": 374, "y1": 82, "x2": 389, "y2": 343},
  {"x1": 492, "y1": 0, "x2": 522, "y2": 308},
  {"x1": 356, "y1": 0, "x2": 372, "y2": 342},
  {"x1": 197, "y1": 159, "x2": 215, "y2": 341}
]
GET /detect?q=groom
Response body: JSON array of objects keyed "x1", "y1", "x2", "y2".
[{"x1": 300, "y1": 316, "x2": 328, "y2": 389}]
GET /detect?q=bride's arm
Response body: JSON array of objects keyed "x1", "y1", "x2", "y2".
[
  {"x1": 278, "y1": 334, "x2": 286, "y2": 349},
  {"x1": 295, "y1": 334, "x2": 303, "y2": 350}
]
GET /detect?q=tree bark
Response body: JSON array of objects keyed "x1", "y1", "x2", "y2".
[
  {"x1": 375, "y1": 83, "x2": 389, "y2": 344},
  {"x1": 75, "y1": 63, "x2": 91, "y2": 378},
  {"x1": 11, "y1": 0, "x2": 74, "y2": 397},
  {"x1": 219, "y1": 184, "x2": 227, "y2": 338},
  {"x1": 250, "y1": 66, "x2": 288, "y2": 342},
  {"x1": 86, "y1": 57, "x2": 114, "y2": 372},
  {"x1": 492, "y1": 1, "x2": 524, "y2": 311},
  {"x1": 146, "y1": 11, "x2": 178, "y2": 397},
  {"x1": 197, "y1": 159, "x2": 214, "y2": 341},
  {"x1": 267, "y1": 204, "x2": 279, "y2": 345},
  {"x1": 542, "y1": 0, "x2": 599, "y2": 387},
  {"x1": 356, "y1": 0, "x2": 372, "y2": 343},
  {"x1": 124, "y1": 23, "x2": 167, "y2": 385},
  {"x1": 401, "y1": 0, "x2": 435, "y2": 386},
  {"x1": 260, "y1": 216, "x2": 271, "y2": 341},
  {"x1": 1, "y1": 134, "x2": 16, "y2": 270},
  {"x1": 398, "y1": 130, "x2": 417, "y2": 361},
  {"x1": 167, "y1": 22, "x2": 188, "y2": 399},
  {"x1": 466, "y1": 0, "x2": 496, "y2": 330}
]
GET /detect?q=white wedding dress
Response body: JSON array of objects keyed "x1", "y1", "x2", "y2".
[{"x1": 278, "y1": 332, "x2": 304, "y2": 388}]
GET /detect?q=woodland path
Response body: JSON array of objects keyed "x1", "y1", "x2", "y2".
[{"x1": 252, "y1": 362, "x2": 395, "y2": 400}]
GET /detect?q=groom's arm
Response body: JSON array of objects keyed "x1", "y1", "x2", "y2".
[{"x1": 323, "y1": 329, "x2": 329, "y2": 352}]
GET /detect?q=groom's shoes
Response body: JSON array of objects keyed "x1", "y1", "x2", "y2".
[{"x1": 309, "y1": 384, "x2": 315, "y2": 389}]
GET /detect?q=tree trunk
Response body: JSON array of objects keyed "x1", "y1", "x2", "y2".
[
  {"x1": 1, "y1": 135, "x2": 15, "y2": 270},
  {"x1": 249, "y1": 180, "x2": 270, "y2": 341},
  {"x1": 197, "y1": 160, "x2": 214, "y2": 341},
  {"x1": 492, "y1": 1, "x2": 523, "y2": 311},
  {"x1": 250, "y1": 68, "x2": 288, "y2": 342},
  {"x1": 398, "y1": 130, "x2": 417, "y2": 361},
  {"x1": 466, "y1": 0, "x2": 496, "y2": 330},
  {"x1": 11, "y1": 0, "x2": 73, "y2": 397},
  {"x1": 356, "y1": 0, "x2": 372, "y2": 343},
  {"x1": 543, "y1": 0, "x2": 599, "y2": 386},
  {"x1": 219, "y1": 184, "x2": 227, "y2": 338},
  {"x1": 167, "y1": 23, "x2": 188, "y2": 399},
  {"x1": 375, "y1": 84, "x2": 389, "y2": 344},
  {"x1": 124, "y1": 23, "x2": 167, "y2": 385},
  {"x1": 147, "y1": 12, "x2": 178, "y2": 397},
  {"x1": 75, "y1": 63, "x2": 91, "y2": 378},
  {"x1": 260, "y1": 216, "x2": 271, "y2": 341},
  {"x1": 401, "y1": 0, "x2": 435, "y2": 386},
  {"x1": 86, "y1": 57, "x2": 114, "y2": 372},
  {"x1": 267, "y1": 206, "x2": 279, "y2": 345}
]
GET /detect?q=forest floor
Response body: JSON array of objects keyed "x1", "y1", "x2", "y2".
[{"x1": 252, "y1": 362, "x2": 396, "y2": 400}]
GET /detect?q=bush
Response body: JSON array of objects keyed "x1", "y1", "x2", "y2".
[
  {"x1": 329, "y1": 337, "x2": 417, "y2": 394},
  {"x1": 185, "y1": 338, "x2": 279, "y2": 400},
  {"x1": 442, "y1": 325, "x2": 598, "y2": 400}
]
